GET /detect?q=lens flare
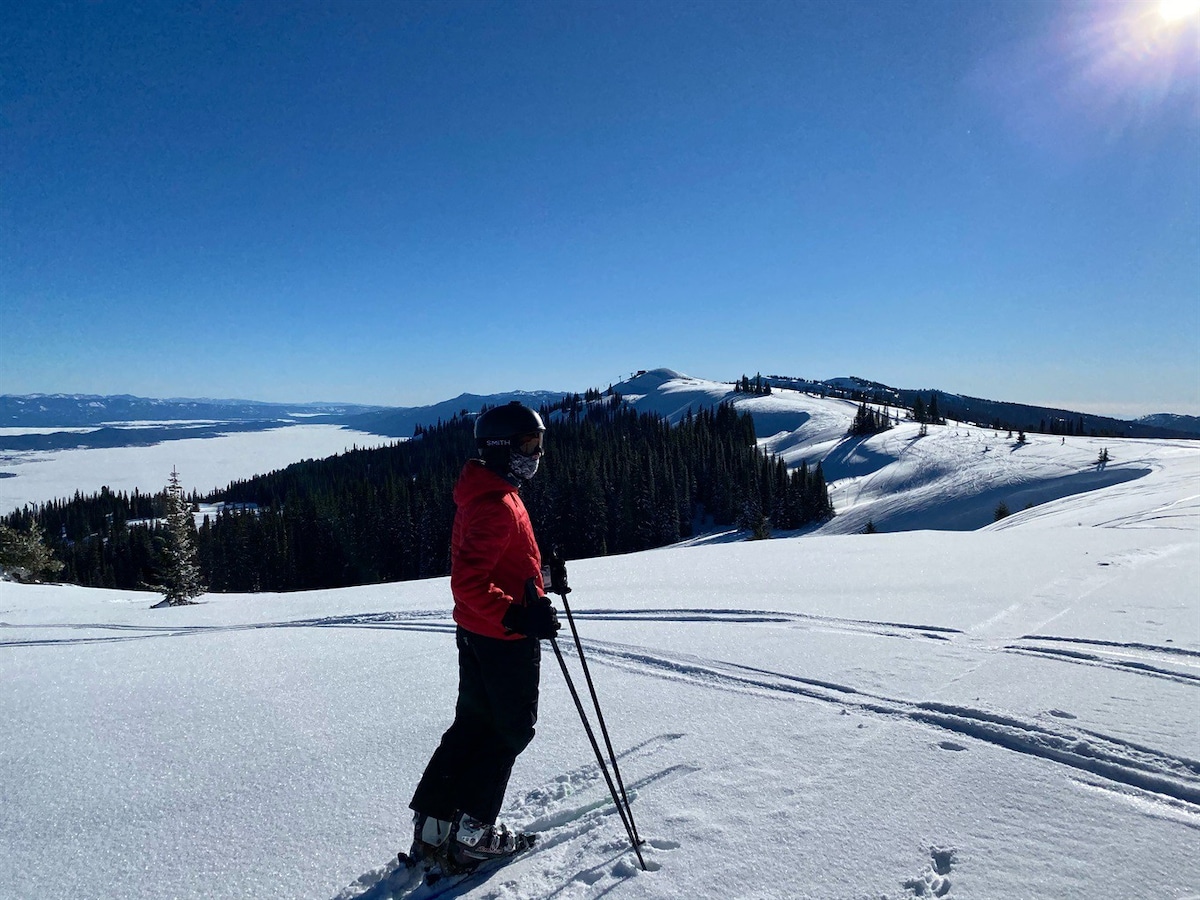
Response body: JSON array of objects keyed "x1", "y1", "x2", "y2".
[
  {"x1": 969, "y1": 0, "x2": 1199, "y2": 163},
  {"x1": 1159, "y1": 0, "x2": 1200, "y2": 23}
]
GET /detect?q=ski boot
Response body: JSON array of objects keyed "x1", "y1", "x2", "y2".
[
  {"x1": 400, "y1": 812, "x2": 452, "y2": 868},
  {"x1": 447, "y1": 813, "x2": 537, "y2": 871}
]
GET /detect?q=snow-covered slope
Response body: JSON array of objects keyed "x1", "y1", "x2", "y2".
[
  {"x1": 1, "y1": 397, "x2": 1197, "y2": 899},
  {"x1": 612, "y1": 369, "x2": 1194, "y2": 538}
]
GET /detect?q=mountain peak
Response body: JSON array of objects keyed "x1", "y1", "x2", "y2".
[{"x1": 613, "y1": 368, "x2": 689, "y2": 393}]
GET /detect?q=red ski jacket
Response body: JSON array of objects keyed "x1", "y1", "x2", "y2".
[{"x1": 449, "y1": 460, "x2": 544, "y2": 640}]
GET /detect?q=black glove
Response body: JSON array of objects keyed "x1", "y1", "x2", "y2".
[
  {"x1": 543, "y1": 551, "x2": 571, "y2": 596},
  {"x1": 502, "y1": 594, "x2": 560, "y2": 640}
]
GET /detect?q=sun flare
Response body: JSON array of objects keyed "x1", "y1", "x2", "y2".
[{"x1": 1159, "y1": 0, "x2": 1200, "y2": 23}]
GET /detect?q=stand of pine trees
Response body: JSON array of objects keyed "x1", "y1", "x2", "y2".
[
  {"x1": 848, "y1": 402, "x2": 892, "y2": 436},
  {"x1": 5, "y1": 487, "x2": 165, "y2": 589},
  {"x1": 910, "y1": 393, "x2": 944, "y2": 425},
  {"x1": 5, "y1": 399, "x2": 834, "y2": 594},
  {"x1": 733, "y1": 373, "x2": 772, "y2": 395}
]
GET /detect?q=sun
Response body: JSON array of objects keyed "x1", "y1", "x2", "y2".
[{"x1": 1158, "y1": 0, "x2": 1200, "y2": 23}]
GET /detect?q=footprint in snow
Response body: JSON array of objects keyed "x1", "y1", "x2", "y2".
[{"x1": 902, "y1": 846, "x2": 956, "y2": 897}]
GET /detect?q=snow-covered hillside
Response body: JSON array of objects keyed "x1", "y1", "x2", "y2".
[
  {"x1": 1, "y1": 373, "x2": 1197, "y2": 899},
  {"x1": 614, "y1": 368, "x2": 1193, "y2": 537}
]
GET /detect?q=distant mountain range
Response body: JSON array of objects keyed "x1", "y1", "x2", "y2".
[
  {"x1": 336, "y1": 391, "x2": 571, "y2": 438},
  {"x1": 1139, "y1": 413, "x2": 1200, "y2": 435},
  {"x1": 0, "y1": 394, "x2": 388, "y2": 428},
  {"x1": 2, "y1": 375, "x2": 1197, "y2": 447},
  {"x1": 0, "y1": 392, "x2": 571, "y2": 431},
  {"x1": 0, "y1": 391, "x2": 571, "y2": 451}
]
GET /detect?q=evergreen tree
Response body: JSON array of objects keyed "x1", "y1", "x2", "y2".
[
  {"x1": 912, "y1": 396, "x2": 927, "y2": 423},
  {"x1": 154, "y1": 469, "x2": 205, "y2": 607},
  {"x1": 749, "y1": 513, "x2": 772, "y2": 540},
  {"x1": 0, "y1": 520, "x2": 63, "y2": 583},
  {"x1": 849, "y1": 403, "x2": 890, "y2": 436}
]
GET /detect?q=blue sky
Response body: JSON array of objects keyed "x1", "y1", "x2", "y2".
[{"x1": 3, "y1": 0, "x2": 1198, "y2": 415}]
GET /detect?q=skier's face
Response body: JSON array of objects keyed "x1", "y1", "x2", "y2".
[{"x1": 509, "y1": 432, "x2": 544, "y2": 481}]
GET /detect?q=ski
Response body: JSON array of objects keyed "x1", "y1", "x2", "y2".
[
  {"x1": 343, "y1": 853, "x2": 425, "y2": 900},
  {"x1": 383, "y1": 837, "x2": 536, "y2": 899}
]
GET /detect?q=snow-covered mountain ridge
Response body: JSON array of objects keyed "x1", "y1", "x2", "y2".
[
  {"x1": 4, "y1": 369, "x2": 1196, "y2": 538},
  {"x1": 606, "y1": 368, "x2": 1195, "y2": 537},
  {"x1": 6, "y1": 370, "x2": 1197, "y2": 436},
  {"x1": 612, "y1": 368, "x2": 1200, "y2": 439}
]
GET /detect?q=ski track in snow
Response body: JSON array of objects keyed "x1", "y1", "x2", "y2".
[
  {"x1": 7, "y1": 605, "x2": 1197, "y2": 816},
  {"x1": 1002, "y1": 641, "x2": 1200, "y2": 687},
  {"x1": 0, "y1": 606, "x2": 960, "y2": 649},
  {"x1": 574, "y1": 636, "x2": 1200, "y2": 809}
]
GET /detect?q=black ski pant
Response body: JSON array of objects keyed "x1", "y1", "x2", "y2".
[{"x1": 410, "y1": 626, "x2": 541, "y2": 826}]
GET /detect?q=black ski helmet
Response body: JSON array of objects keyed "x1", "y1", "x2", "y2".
[{"x1": 475, "y1": 402, "x2": 545, "y2": 467}]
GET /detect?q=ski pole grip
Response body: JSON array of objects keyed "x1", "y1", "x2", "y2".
[{"x1": 543, "y1": 552, "x2": 571, "y2": 596}]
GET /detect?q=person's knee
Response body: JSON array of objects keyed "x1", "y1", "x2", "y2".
[{"x1": 498, "y1": 715, "x2": 536, "y2": 755}]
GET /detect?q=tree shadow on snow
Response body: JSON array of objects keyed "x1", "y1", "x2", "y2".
[{"x1": 818, "y1": 435, "x2": 895, "y2": 482}]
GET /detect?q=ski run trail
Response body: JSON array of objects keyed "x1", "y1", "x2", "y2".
[{"x1": 1, "y1": 370, "x2": 1198, "y2": 899}]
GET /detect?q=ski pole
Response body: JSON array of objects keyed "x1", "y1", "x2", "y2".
[
  {"x1": 556, "y1": 589, "x2": 642, "y2": 847},
  {"x1": 549, "y1": 636, "x2": 648, "y2": 871},
  {"x1": 544, "y1": 554, "x2": 644, "y2": 849},
  {"x1": 530, "y1": 575, "x2": 646, "y2": 870}
]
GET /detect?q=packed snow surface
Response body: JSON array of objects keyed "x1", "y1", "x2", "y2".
[{"x1": 1, "y1": 373, "x2": 1198, "y2": 898}]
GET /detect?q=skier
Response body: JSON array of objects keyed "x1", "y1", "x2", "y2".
[{"x1": 407, "y1": 402, "x2": 561, "y2": 873}]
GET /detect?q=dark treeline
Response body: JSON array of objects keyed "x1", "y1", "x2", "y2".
[
  {"x1": 5, "y1": 397, "x2": 833, "y2": 593},
  {"x1": 733, "y1": 373, "x2": 773, "y2": 396},
  {"x1": 892, "y1": 389, "x2": 1176, "y2": 439},
  {"x1": 4, "y1": 487, "x2": 167, "y2": 589},
  {"x1": 848, "y1": 402, "x2": 893, "y2": 436}
]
